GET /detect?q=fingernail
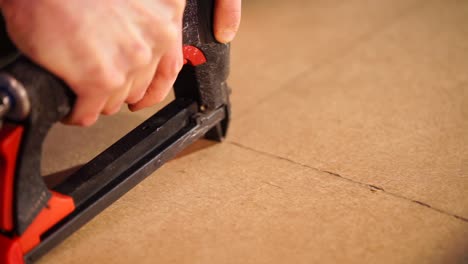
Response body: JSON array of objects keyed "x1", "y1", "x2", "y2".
[{"x1": 217, "y1": 30, "x2": 236, "y2": 43}]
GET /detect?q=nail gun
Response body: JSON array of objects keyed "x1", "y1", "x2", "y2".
[{"x1": 0, "y1": 0, "x2": 231, "y2": 263}]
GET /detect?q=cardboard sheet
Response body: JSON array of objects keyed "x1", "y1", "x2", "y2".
[
  {"x1": 39, "y1": 0, "x2": 468, "y2": 263},
  {"x1": 41, "y1": 143, "x2": 468, "y2": 264},
  {"x1": 231, "y1": 0, "x2": 468, "y2": 218},
  {"x1": 230, "y1": 0, "x2": 422, "y2": 114}
]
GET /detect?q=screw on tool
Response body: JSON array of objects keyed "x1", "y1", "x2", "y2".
[{"x1": 0, "y1": 73, "x2": 30, "y2": 121}]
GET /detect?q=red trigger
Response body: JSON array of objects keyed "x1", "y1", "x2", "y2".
[{"x1": 183, "y1": 45, "x2": 207, "y2": 66}]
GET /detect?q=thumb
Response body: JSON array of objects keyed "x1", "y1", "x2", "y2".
[{"x1": 213, "y1": 0, "x2": 241, "y2": 43}]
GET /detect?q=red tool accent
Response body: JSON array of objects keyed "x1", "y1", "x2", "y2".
[
  {"x1": 0, "y1": 192, "x2": 74, "y2": 264},
  {"x1": 183, "y1": 45, "x2": 207, "y2": 66},
  {"x1": 0, "y1": 123, "x2": 76, "y2": 263},
  {"x1": 0, "y1": 236, "x2": 23, "y2": 264},
  {"x1": 0, "y1": 125, "x2": 24, "y2": 232},
  {"x1": 19, "y1": 191, "x2": 75, "y2": 253}
]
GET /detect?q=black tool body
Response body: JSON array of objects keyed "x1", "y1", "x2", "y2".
[{"x1": 0, "y1": 0, "x2": 230, "y2": 263}]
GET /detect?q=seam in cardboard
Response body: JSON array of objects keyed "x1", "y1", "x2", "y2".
[{"x1": 228, "y1": 141, "x2": 468, "y2": 224}]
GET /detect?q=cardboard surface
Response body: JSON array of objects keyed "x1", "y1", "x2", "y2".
[
  {"x1": 231, "y1": 0, "x2": 468, "y2": 219},
  {"x1": 230, "y1": 0, "x2": 423, "y2": 115},
  {"x1": 39, "y1": 0, "x2": 468, "y2": 263},
  {"x1": 41, "y1": 143, "x2": 468, "y2": 264}
]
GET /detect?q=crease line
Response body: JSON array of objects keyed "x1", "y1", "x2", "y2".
[{"x1": 228, "y1": 141, "x2": 468, "y2": 224}]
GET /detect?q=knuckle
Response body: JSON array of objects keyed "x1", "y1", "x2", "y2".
[
  {"x1": 158, "y1": 67, "x2": 177, "y2": 81},
  {"x1": 129, "y1": 41, "x2": 152, "y2": 67},
  {"x1": 163, "y1": 25, "x2": 178, "y2": 44},
  {"x1": 157, "y1": 57, "x2": 183, "y2": 80},
  {"x1": 86, "y1": 64, "x2": 126, "y2": 92}
]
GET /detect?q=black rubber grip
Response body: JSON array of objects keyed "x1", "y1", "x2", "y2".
[
  {"x1": 2, "y1": 57, "x2": 74, "y2": 234},
  {"x1": 3, "y1": 57, "x2": 75, "y2": 120},
  {"x1": 175, "y1": 0, "x2": 231, "y2": 110}
]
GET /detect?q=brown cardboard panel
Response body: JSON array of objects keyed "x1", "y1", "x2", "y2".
[
  {"x1": 231, "y1": 0, "x2": 468, "y2": 218},
  {"x1": 39, "y1": 143, "x2": 468, "y2": 264},
  {"x1": 37, "y1": 0, "x2": 468, "y2": 263},
  {"x1": 229, "y1": 0, "x2": 424, "y2": 115}
]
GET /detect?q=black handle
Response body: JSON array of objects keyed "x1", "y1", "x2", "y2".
[
  {"x1": 3, "y1": 57, "x2": 75, "y2": 123},
  {"x1": 176, "y1": 0, "x2": 231, "y2": 110},
  {"x1": 1, "y1": 57, "x2": 74, "y2": 234}
]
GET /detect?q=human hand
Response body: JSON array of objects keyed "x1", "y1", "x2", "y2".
[
  {"x1": 1, "y1": 0, "x2": 185, "y2": 126},
  {"x1": 213, "y1": 0, "x2": 242, "y2": 44}
]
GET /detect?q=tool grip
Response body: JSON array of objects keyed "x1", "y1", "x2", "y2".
[
  {"x1": 3, "y1": 57, "x2": 74, "y2": 124},
  {"x1": 175, "y1": 0, "x2": 231, "y2": 110},
  {"x1": 0, "y1": 57, "x2": 74, "y2": 234}
]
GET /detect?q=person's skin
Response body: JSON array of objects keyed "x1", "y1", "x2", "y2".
[{"x1": 0, "y1": 0, "x2": 241, "y2": 126}]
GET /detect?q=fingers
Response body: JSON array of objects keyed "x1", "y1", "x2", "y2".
[
  {"x1": 129, "y1": 24, "x2": 183, "y2": 111},
  {"x1": 126, "y1": 57, "x2": 160, "y2": 104},
  {"x1": 214, "y1": 0, "x2": 241, "y2": 43},
  {"x1": 102, "y1": 79, "x2": 132, "y2": 115},
  {"x1": 54, "y1": 0, "x2": 186, "y2": 126},
  {"x1": 128, "y1": 49, "x2": 182, "y2": 111},
  {"x1": 63, "y1": 93, "x2": 108, "y2": 127}
]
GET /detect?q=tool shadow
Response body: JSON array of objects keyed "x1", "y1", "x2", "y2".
[{"x1": 43, "y1": 139, "x2": 218, "y2": 189}]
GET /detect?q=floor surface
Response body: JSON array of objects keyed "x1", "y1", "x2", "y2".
[{"x1": 40, "y1": 0, "x2": 468, "y2": 263}]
